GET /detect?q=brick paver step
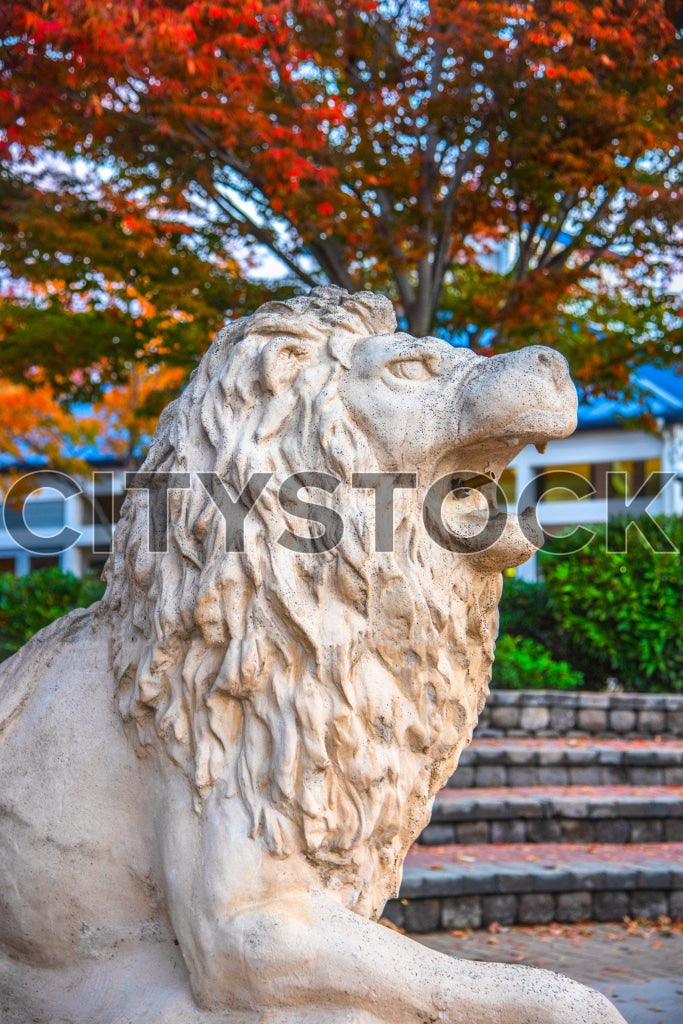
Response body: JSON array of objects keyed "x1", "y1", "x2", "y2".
[
  {"x1": 384, "y1": 841, "x2": 683, "y2": 932},
  {"x1": 449, "y1": 736, "x2": 683, "y2": 788},
  {"x1": 421, "y1": 784, "x2": 683, "y2": 845}
]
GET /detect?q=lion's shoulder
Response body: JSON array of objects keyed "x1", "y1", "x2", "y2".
[{"x1": 0, "y1": 606, "x2": 98, "y2": 738}]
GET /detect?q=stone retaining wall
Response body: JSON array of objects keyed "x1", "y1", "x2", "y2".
[
  {"x1": 451, "y1": 745, "x2": 683, "y2": 789},
  {"x1": 476, "y1": 691, "x2": 683, "y2": 738},
  {"x1": 384, "y1": 888, "x2": 681, "y2": 933}
]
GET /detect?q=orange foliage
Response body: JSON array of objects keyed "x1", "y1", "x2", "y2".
[{"x1": 1, "y1": 0, "x2": 682, "y2": 399}]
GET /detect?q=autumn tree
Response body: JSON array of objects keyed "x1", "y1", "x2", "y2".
[
  {"x1": 0, "y1": 161, "x2": 265, "y2": 465},
  {"x1": 1, "y1": 0, "x2": 682, "y2": 395}
]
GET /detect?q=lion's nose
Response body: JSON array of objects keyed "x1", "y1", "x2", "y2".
[{"x1": 521, "y1": 346, "x2": 571, "y2": 388}]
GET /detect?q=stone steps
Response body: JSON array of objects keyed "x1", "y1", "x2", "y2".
[
  {"x1": 387, "y1": 842, "x2": 683, "y2": 933},
  {"x1": 390, "y1": 699, "x2": 683, "y2": 929},
  {"x1": 420, "y1": 785, "x2": 683, "y2": 846},
  {"x1": 476, "y1": 690, "x2": 683, "y2": 739},
  {"x1": 449, "y1": 737, "x2": 683, "y2": 789}
]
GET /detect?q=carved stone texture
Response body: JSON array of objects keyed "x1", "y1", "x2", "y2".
[{"x1": 0, "y1": 288, "x2": 625, "y2": 1023}]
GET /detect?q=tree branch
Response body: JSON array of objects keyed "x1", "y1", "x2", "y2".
[
  {"x1": 207, "y1": 184, "x2": 320, "y2": 287},
  {"x1": 429, "y1": 145, "x2": 477, "y2": 317},
  {"x1": 546, "y1": 189, "x2": 615, "y2": 271},
  {"x1": 536, "y1": 190, "x2": 580, "y2": 268}
]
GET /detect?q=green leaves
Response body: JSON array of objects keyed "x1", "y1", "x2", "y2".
[
  {"x1": 492, "y1": 634, "x2": 585, "y2": 691},
  {"x1": 3, "y1": 0, "x2": 682, "y2": 365},
  {"x1": 540, "y1": 516, "x2": 683, "y2": 692},
  {"x1": 0, "y1": 568, "x2": 105, "y2": 662}
]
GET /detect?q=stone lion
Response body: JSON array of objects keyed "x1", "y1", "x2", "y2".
[{"x1": 0, "y1": 287, "x2": 623, "y2": 1023}]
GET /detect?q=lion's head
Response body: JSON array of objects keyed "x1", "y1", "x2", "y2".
[{"x1": 103, "y1": 286, "x2": 576, "y2": 916}]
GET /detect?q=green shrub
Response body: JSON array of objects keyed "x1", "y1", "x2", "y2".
[
  {"x1": 0, "y1": 568, "x2": 105, "y2": 662},
  {"x1": 492, "y1": 634, "x2": 584, "y2": 690},
  {"x1": 540, "y1": 515, "x2": 683, "y2": 692},
  {"x1": 499, "y1": 577, "x2": 561, "y2": 652}
]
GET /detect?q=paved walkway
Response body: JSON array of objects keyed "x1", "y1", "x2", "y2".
[{"x1": 413, "y1": 921, "x2": 683, "y2": 1024}]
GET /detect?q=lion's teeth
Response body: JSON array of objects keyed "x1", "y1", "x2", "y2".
[{"x1": 534, "y1": 442, "x2": 547, "y2": 454}]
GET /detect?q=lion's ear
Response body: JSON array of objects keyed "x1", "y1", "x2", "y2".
[{"x1": 261, "y1": 338, "x2": 312, "y2": 396}]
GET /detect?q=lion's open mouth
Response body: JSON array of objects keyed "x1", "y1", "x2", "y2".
[{"x1": 432, "y1": 422, "x2": 568, "y2": 572}]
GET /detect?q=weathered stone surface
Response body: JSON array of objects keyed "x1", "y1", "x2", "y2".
[
  {"x1": 569, "y1": 766, "x2": 600, "y2": 786},
  {"x1": 476, "y1": 765, "x2": 509, "y2": 787},
  {"x1": 518, "y1": 893, "x2": 555, "y2": 925},
  {"x1": 555, "y1": 892, "x2": 592, "y2": 923},
  {"x1": 630, "y1": 819, "x2": 663, "y2": 843},
  {"x1": 581, "y1": 694, "x2": 610, "y2": 709},
  {"x1": 638, "y1": 710, "x2": 666, "y2": 734},
  {"x1": 491, "y1": 820, "x2": 527, "y2": 843},
  {"x1": 669, "y1": 890, "x2": 683, "y2": 920},
  {"x1": 561, "y1": 819, "x2": 594, "y2": 843},
  {"x1": 421, "y1": 824, "x2": 456, "y2": 846},
  {"x1": 600, "y1": 765, "x2": 628, "y2": 785},
  {"x1": 636, "y1": 867, "x2": 671, "y2": 889},
  {"x1": 577, "y1": 709, "x2": 607, "y2": 733},
  {"x1": 548, "y1": 706, "x2": 577, "y2": 732},
  {"x1": 381, "y1": 901, "x2": 405, "y2": 929},
  {"x1": 473, "y1": 692, "x2": 683, "y2": 738},
  {"x1": 507, "y1": 747, "x2": 537, "y2": 765},
  {"x1": 441, "y1": 896, "x2": 483, "y2": 930},
  {"x1": 609, "y1": 709, "x2": 637, "y2": 733},
  {"x1": 630, "y1": 767, "x2": 663, "y2": 785},
  {"x1": 668, "y1": 711, "x2": 683, "y2": 735},
  {"x1": 404, "y1": 898, "x2": 442, "y2": 933},
  {"x1": 526, "y1": 820, "x2": 563, "y2": 843},
  {"x1": 593, "y1": 892, "x2": 630, "y2": 922},
  {"x1": 665, "y1": 820, "x2": 683, "y2": 841},
  {"x1": 520, "y1": 706, "x2": 550, "y2": 732},
  {"x1": 537, "y1": 747, "x2": 564, "y2": 766},
  {"x1": 594, "y1": 820, "x2": 629, "y2": 844},
  {"x1": 455, "y1": 821, "x2": 491, "y2": 844},
  {"x1": 508, "y1": 766, "x2": 540, "y2": 787},
  {"x1": 481, "y1": 894, "x2": 518, "y2": 927},
  {"x1": 537, "y1": 766, "x2": 569, "y2": 786},
  {"x1": 490, "y1": 706, "x2": 521, "y2": 730},
  {"x1": 449, "y1": 766, "x2": 475, "y2": 788},
  {"x1": 630, "y1": 891, "x2": 669, "y2": 920}
]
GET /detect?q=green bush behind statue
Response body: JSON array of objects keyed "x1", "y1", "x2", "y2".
[
  {"x1": 0, "y1": 567, "x2": 105, "y2": 662},
  {"x1": 497, "y1": 514, "x2": 683, "y2": 693}
]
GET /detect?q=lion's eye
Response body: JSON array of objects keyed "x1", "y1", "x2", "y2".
[{"x1": 387, "y1": 359, "x2": 433, "y2": 382}]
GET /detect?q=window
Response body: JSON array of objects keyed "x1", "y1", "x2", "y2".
[
  {"x1": 534, "y1": 458, "x2": 663, "y2": 502},
  {"x1": 498, "y1": 468, "x2": 516, "y2": 504},
  {"x1": 29, "y1": 555, "x2": 60, "y2": 571},
  {"x1": 606, "y1": 458, "x2": 663, "y2": 499},
  {"x1": 534, "y1": 464, "x2": 593, "y2": 502}
]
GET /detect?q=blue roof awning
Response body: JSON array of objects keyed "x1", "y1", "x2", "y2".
[{"x1": 577, "y1": 365, "x2": 683, "y2": 430}]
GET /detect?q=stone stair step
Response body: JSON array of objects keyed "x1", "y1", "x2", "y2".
[
  {"x1": 450, "y1": 737, "x2": 683, "y2": 789},
  {"x1": 385, "y1": 842, "x2": 683, "y2": 932},
  {"x1": 420, "y1": 785, "x2": 683, "y2": 845},
  {"x1": 474, "y1": 691, "x2": 683, "y2": 739}
]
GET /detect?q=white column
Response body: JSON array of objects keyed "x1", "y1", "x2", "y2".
[
  {"x1": 14, "y1": 550, "x2": 30, "y2": 576},
  {"x1": 59, "y1": 492, "x2": 85, "y2": 576},
  {"x1": 512, "y1": 457, "x2": 537, "y2": 582},
  {"x1": 662, "y1": 424, "x2": 683, "y2": 516}
]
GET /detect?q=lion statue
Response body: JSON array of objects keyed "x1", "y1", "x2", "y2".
[{"x1": 0, "y1": 287, "x2": 623, "y2": 1024}]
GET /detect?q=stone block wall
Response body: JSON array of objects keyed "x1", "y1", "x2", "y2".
[{"x1": 476, "y1": 691, "x2": 683, "y2": 738}]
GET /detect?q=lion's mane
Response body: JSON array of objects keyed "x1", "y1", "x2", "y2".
[{"x1": 103, "y1": 286, "x2": 499, "y2": 916}]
